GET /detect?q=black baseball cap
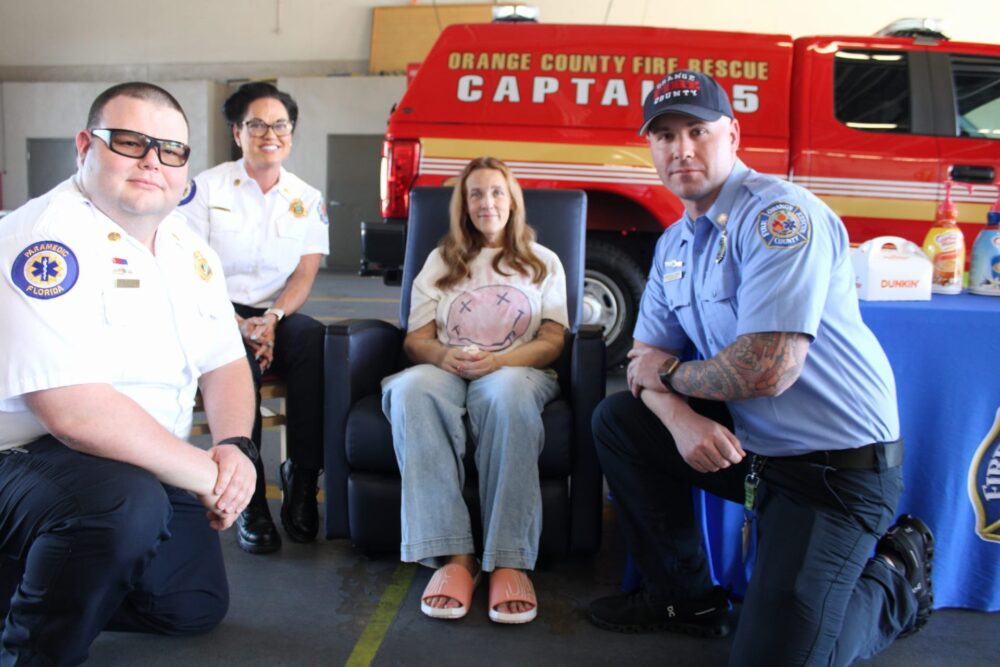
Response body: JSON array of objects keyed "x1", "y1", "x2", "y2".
[{"x1": 639, "y1": 70, "x2": 734, "y2": 135}]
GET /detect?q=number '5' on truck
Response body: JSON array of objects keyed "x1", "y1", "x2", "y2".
[{"x1": 361, "y1": 20, "x2": 1000, "y2": 367}]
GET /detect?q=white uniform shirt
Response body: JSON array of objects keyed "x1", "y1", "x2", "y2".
[
  {"x1": 0, "y1": 178, "x2": 246, "y2": 450},
  {"x1": 180, "y1": 160, "x2": 330, "y2": 308},
  {"x1": 408, "y1": 244, "x2": 569, "y2": 353}
]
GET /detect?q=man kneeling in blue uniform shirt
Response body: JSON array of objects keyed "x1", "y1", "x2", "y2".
[
  {"x1": 0, "y1": 83, "x2": 257, "y2": 665},
  {"x1": 588, "y1": 70, "x2": 934, "y2": 666}
]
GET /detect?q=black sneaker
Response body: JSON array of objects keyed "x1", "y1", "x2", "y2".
[
  {"x1": 589, "y1": 586, "x2": 731, "y2": 637},
  {"x1": 877, "y1": 514, "x2": 934, "y2": 635}
]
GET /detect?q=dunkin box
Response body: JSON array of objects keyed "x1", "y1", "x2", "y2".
[{"x1": 851, "y1": 236, "x2": 932, "y2": 301}]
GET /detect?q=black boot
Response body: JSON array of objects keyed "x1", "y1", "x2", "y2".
[
  {"x1": 236, "y1": 456, "x2": 281, "y2": 554},
  {"x1": 876, "y1": 514, "x2": 934, "y2": 636},
  {"x1": 279, "y1": 459, "x2": 319, "y2": 543}
]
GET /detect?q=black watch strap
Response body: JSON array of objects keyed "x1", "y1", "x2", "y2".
[{"x1": 218, "y1": 436, "x2": 258, "y2": 462}]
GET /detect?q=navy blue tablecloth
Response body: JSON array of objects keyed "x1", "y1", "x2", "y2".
[{"x1": 695, "y1": 292, "x2": 1000, "y2": 611}]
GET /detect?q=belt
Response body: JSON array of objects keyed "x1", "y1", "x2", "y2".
[{"x1": 776, "y1": 438, "x2": 903, "y2": 470}]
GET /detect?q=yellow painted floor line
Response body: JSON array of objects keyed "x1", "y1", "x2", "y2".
[
  {"x1": 314, "y1": 316, "x2": 398, "y2": 325},
  {"x1": 307, "y1": 295, "x2": 399, "y2": 303},
  {"x1": 346, "y1": 562, "x2": 417, "y2": 667},
  {"x1": 263, "y1": 483, "x2": 325, "y2": 503}
]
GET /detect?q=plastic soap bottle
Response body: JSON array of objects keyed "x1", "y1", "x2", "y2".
[
  {"x1": 922, "y1": 180, "x2": 965, "y2": 294},
  {"x1": 969, "y1": 188, "x2": 1000, "y2": 296}
]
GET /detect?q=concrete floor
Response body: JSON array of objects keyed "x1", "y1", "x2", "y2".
[{"x1": 87, "y1": 271, "x2": 998, "y2": 666}]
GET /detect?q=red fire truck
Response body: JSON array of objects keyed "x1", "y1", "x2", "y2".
[{"x1": 362, "y1": 20, "x2": 1000, "y2": 365}]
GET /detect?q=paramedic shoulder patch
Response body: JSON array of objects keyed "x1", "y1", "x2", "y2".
[
  {"x1": 11, "y1": 240, "x2": 79, "y2": 299},
  {"x1": 756, "y1": 202, "x2": 811, "y2": 250}
]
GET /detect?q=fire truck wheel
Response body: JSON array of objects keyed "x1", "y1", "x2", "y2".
[{"x1": 583, "y1": 242, "x2": 645, "y2": 368}]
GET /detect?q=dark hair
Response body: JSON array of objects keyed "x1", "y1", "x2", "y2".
[
  {"x1": 87, "y1": 82, "x2": 188, "y2": 129},
  {"x1": 223, "y1": 81, "x2": 298, "y2": 128}
]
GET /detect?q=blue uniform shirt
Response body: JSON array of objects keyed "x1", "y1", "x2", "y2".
[{"x1": 634, "y1": 160, "x2": 899, "y2": 456}]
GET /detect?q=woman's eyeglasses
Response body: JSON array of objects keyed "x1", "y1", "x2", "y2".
[{"x1": 241, "y1": 120, "x2": 294, "y2": 137}]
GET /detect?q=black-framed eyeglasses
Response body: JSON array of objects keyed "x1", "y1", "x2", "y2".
[
  {"x1": 89, "y1": 128, "x2": 191, "y2": 167},
  {"x1": 241, "y1": 119, "x2": 294, "y2": 137}
]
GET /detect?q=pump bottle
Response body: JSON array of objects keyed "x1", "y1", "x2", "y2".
[
  {"x1": 969, "y1": 188, "x2": 1000, "y2": 296},
  {"x1": 922, "y1": 180, "x2": 965, "y2": 295}
]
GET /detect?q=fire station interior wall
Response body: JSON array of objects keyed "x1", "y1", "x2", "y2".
[
  {"x1": 26, "y1": 138, "x2": 78, "y2": 200},
  {"x1": 0, "y1": 77, "x2": 404, "y2": 213},
  {"x1": 1, "y1": 1, "x2": 998, "y2": 223},
  {"x1": 1, "y1": 1, "x2": 998, "y2": 72}
]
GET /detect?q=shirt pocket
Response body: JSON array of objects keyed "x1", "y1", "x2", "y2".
[
  {"x1": 182, "y1": 291, "x2": 238, "y2": 372},
  {"x1": 700, "y1": 264, "x2": 739, "y2": 346},
  {"x1": 662, "y1": 272, "x2": 692, "y2": 312},
  {"x1": 275, "y1": 211, "x2": 308, "y2": 242},
  {"x1": 265, "y1": 213, "x2": 308, "y2": 272},
  {"x1": 102, "y1": 288, "x2": 186, "y2": 381},
  {"x1": 208, "y1": 208, "x2": 253, "y2": 273}
]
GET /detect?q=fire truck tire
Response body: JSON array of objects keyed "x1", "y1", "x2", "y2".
[{"x1": 583, "y1": 241, "x2": 645, "y2": 368}]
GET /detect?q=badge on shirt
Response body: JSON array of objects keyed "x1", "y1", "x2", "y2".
[
  {"x1": 757, "y1": 202, "x2": 810, "y2": 250},
  {"x1": 178, "y1": 179, "x2": 197, "y2": 206},
  {"x1": 662, "y1": 258, "x2": 684, "y2": 282},
  {"x1": 111, "y1": 257, "x2": 133, "y2": 276},
  {"x1": 11, "y1": 240, "x2": 79, "y2": 299},
  {"x1": 194, "y1": 250, "x2": 213, "y2": 281},
  {"x1": 663, "y1": 271, "x2": 684, "y2": 283},
  {"x1": 319, "y1": 201, "x2": 329, "y2": 225},
  {"x1": 289, "y1": 198, "x2": 307, "y2": 218}
]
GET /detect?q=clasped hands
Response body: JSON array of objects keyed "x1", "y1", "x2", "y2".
[
  {"x1": 238, "y1": 315, "x2": 275, "y2": 371},
  {"x1": 441, "y1": 345, "x2": 499, "y2": 380},
  {"x1": 199, "y1": 444, "x2": 258, "y2": 531}
]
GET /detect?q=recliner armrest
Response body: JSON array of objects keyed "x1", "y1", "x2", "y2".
[
  {"x1": 323, "y1": 319, "x2": 404, "y2": 538},
  {"x1": 568, "y1": 324, "x2": 607, "y2": 552}
]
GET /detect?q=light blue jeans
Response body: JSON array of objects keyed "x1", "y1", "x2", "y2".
[{"x1": 381, "y1": 364, "x2": 559, "y2": 572}]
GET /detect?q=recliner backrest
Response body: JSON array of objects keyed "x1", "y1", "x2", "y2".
[{"x1": 399, "y1": 186, "x2": 587, "y2": 333}]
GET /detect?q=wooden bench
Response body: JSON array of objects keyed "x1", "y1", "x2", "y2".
[{"x1": 191, "y1": 376, "x2": 288, "y2": 458}]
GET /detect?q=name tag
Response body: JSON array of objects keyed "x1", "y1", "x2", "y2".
[
  {"x1": 662, "y1": 271, "x2": 683, "y2": 283},
  {"x1": 115, "y1": 278, "x2": 141, "y2": 289}
]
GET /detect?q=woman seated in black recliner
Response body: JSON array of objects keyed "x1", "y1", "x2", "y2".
[{"x1": 381, "y1": 156, "x2": 568, "y2": 624}]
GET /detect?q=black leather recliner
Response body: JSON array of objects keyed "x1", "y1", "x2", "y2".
[{"x1": 322, "y1": 186, "x2": 605, "y2": 555}]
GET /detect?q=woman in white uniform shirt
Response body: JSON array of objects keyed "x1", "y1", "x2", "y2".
[{"x1": 182, "y1": 82, "x2": 328, "y2": 554}]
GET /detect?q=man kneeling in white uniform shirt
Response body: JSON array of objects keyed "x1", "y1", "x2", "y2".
[{"x1": 0, "y1": 82, "x2": 256, "y2": 666}]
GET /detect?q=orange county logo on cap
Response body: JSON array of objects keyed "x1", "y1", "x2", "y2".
[
  {"x1": 969, "y1": 408, "x2": 1000, "y2": 543},
  {"x1": 11, "y1": 240, "x2": 79, "y2": 299},
  {"x1": 757, "y1": 202, "x2": 811, "y2": 250},
  {"x1": 194, "y1": 250, "x2": 213, "y2": 281},
  {"x1": 289, "y1": 198, "x2": 306, "y2": 218}
]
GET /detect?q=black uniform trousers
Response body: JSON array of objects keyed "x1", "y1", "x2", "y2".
[
  {"x1": 233, "y1": 304, "x2": 325, "y2": 474},
  {"x1": 0, "y1": 437, "x2": 228, "y2": 666},
  {"x1": 593, "y1": 392, "x2": 919, "y2": 667}
]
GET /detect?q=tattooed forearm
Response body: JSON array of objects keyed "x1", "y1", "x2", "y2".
[{"x1": 669, "y1": 332, "x2": 809, "y2": 401}]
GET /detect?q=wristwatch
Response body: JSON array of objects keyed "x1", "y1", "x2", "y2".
[
  {"x1": 657, "y1": 356, "x2": 681, "y2": 390},
  {"x1": 264, "y1": 307, "x2": 285, "y2": 322},
  {"x1": 218, "y1": 436, "x2": 259, "y2": 462}
]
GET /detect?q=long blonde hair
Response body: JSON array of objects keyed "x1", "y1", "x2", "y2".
[{"x1": 435, "y1": 157, "x2": 547, "y2": 290}]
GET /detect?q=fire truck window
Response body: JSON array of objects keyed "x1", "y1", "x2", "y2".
[
  {"x1": 833, "y1": 51, "x2": 911, "y2": 134},
  {"x1": 951, "y1": 56, "x2": 1000, "y2": 140}
]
